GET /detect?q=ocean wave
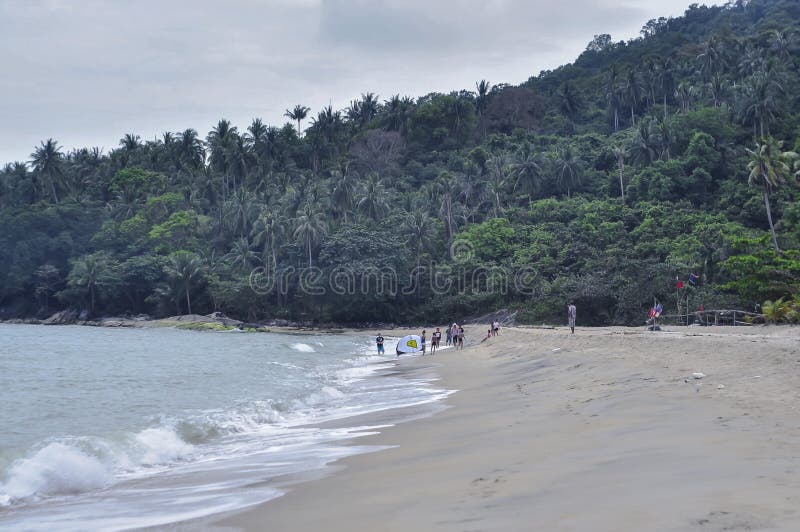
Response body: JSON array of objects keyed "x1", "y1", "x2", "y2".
[
  {"x1": 290, "y1": 343, "x2": 315, "y2": 352},
  {"x1": 0, "y1": 442, "x2": 113, "y2": 506}
]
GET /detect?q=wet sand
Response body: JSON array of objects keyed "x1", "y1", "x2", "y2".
[{"x1": 206, "y1": 325, "x2": 800, "y2": 532}]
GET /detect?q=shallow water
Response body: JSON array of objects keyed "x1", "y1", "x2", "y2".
[{"x1": 0, "y1": 324, "x2": 448, "y2": 531}]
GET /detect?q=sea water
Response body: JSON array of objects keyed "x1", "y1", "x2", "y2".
[{"x1": 0, "y1": 324, "x2": 449, "y2": 531}]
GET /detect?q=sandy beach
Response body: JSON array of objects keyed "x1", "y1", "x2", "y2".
[{"x1": 198, "y1": 325, "x2": 800, "y2": 532}]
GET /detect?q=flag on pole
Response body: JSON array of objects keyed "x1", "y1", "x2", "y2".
[{"x1": 676, "y1": 280, "x2": 684, "y2": 289}]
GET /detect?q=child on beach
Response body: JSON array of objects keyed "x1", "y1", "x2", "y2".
[
  {"x1": 481, "y1": 329, "x2": 492, "y2": 343},
  {"x1": 421, "y1": 330, "x2": 427, "y2": 355}
]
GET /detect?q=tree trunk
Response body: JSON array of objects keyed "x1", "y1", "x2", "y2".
[
  {"x1": 186, "y1": 287, "x2": 192, "y2": 315},
  {"x1": 50, "y1": 178, "x2": 59, "y2": 204},
  {"x1": 619, "y1": 161, "x2": 625, "y2": 202},
  {"x1": 764, "y1": 191, "x2": 780, "y2": 253}
]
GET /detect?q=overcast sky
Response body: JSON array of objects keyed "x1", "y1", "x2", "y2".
[{"x1": 0, "y1": 0, "x2": 717, "y2": 165}]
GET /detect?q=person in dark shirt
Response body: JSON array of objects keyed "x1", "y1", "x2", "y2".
[{"x1": 376, "y1": 334, "x2": 385, "y2": 355}]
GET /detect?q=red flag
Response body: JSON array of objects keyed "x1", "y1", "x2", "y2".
[{"x1": 676, "y1": 280, "x2": 684, "y2": 289}]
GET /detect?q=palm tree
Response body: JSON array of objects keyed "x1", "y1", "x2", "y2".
[
  {"x1": 225, "y1": 237, "x2": 260, "y2": 271},
  {"x1": 654, "y1": 116, "x2": 673, "y2": 160},
  {"x1": 67, "y1": 254, "x2": 110, "y2": 315},
  {"x1": 707, "y1": 74, "x2": 728, "y2": 108},
  {"x1": 745, "y1": 136, "x2": 797, "y2": 253},
  {"x1": 475, "y1": 80, "x2": 491, "y2": 138},
  {"x1": 604, "y1": 65, "x2": 622, "y2": 131},
  {"x1": 557, "y1": 81, "x2": 581, "y2": 121},
  {"x1": 285, "y1": 105, "x2": 310, "y2": 135},
  {"x1": 30, "y1": 139, "x2": 64, "y2": 203},
  {"x1": 510, "y1": 142, "x2": 542, "y2": 200},
  {"x1": 383, "y1": 95, "x2": 414, "y2": 137},
  {"x1": 630, "y1": 118, "x2": 658, "y2": 166},
  {"x1": 357, "y1": 173, "x2": 389, "y2": 222},
  {"x1": 553, "y1": 144, "x2": 583, "y2": 197},
  {"x1": 738, "y1": 73, "x2": 783, "y2": 138},
  {"x1": 165, "y1": 252, "x2": 204, "y2": 315},
  {"x1": 402, "y1": 210, "x2": 433, "y2": 276},
  {"x1": 611, "y1": 145, "x2": 628, "y2": 202},
  {"x1": 623, "y1": 68, "x2": 643, "y2": 125},
  {"x1": 674, "y1": 80, "x2": 694, "y2": 113},
  {"x1": 347, "y1": 93, "x2": 379, "y2": 128},
  {"x1": 177, "y1": 128, "x2": 205, "y2": 171},
  {"x1": 770, "y1": 29, "x2": 797, "y2": 66},
  {"x1": 207, "y1": 119, "x2": 240, "y2": 197},
  {"x1": 486, "y1": 155, "x2": 510, "y2": 216},
  {"x1": 250, "y1": 209, "x2": 284, "y2": 270},
  {"x1": 658, "y1": 56, "x2": 676, "y2": 119},
  {"x1": 293, "y1": 202, "x2": 327, "y2": 268},
  {"x1": 697, "y1": 35, "x2": 726, "y2": 81},
  {"x1": 434, "y1": 171, "x2": 457, "y2": 243},
  {"x1": 120, "y1": 133, "x2": 142, "y2": 153},
  {"x1": 223, "y1": 189, "x2": 258, "y2": 237},
  {"x1": 330, "y1": 169, "x2": 357, "y2": 223}
]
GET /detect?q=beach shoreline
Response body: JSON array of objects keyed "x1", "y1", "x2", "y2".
[{"x1": 190, "y1": 324, "x2": 800, "y2": 532}]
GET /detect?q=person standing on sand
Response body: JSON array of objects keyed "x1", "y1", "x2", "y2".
[
  {"x1": 457, "y1": 327, "x2": 465, "y2": 349},
  {"x1": 568, "y1": 301, "x2": 577, "y2": 334},
  {"x1": 445, "y1": 326, "x2": 452, "y2": 346},
  {"x1": 432, "y1": 327, "x2": 441, "y2": 353},
  {"x1": 376, "y1": 333, "x2": 385, "y2": 355},
  {"x1": 492, "y1": 320, "x2": 500, "y2": 336},
  {"x1": 421, "y1": 330, "x2": 427, "y2": 355}
]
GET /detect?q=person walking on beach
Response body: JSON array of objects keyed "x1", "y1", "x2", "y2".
[
  {"x1": 457, "y1": 327, "x2": 465, "y2": 349},
  {"x1": 421, "y1": 330, "x2": 427, "y2": 355},
  {"x1": 376, "y1": 333, "x2": 385, "y2": 355},
  {"x1": 492, "y1": 320, "x2": 500, "y2": 336},
  {"x1": 445, "y1": 326, "x2": 452, "y2": 346},
  {"x1": 567, "y1": 301, "x2": 577, "y2": 334},
  {"x1": 432, "y1": 327, "x2": 441, "y2": 353}
]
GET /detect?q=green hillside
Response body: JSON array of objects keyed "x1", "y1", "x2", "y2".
[{"x1": 2, "y1": 0, "x2": 799, "y2": 325}]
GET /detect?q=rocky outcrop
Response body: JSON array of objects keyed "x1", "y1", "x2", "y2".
[{"x1": 42, "y1": 309, "x2": 81, "y2": 325}]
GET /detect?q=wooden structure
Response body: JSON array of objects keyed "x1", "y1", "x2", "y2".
[{"x1": 658, "y1": 309, "x2": 763, "y2": 326}]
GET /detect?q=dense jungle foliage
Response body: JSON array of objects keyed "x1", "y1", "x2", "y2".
[{"x1": 2, "y1": 0, "x2": 800, "y2": 325}]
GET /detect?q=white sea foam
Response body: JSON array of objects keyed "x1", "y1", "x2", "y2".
[
  {"x1": 290, "y1": 343, "x2": 315, "y2": 352},
  {"x1": 134, "y1": 428, "x2": 194, "y2": 466},
  {"x1": 0, "y1": 443, "x2": 113, "y2": 505}
]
